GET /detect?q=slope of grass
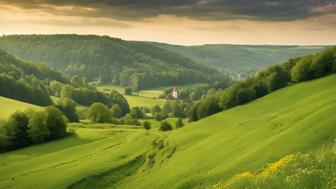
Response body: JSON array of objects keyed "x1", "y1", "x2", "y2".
[
  {"x1": 0, "y1": 74, "x2": 335, "y2": 189},
  {"x1": 211, "y1": 143, "x2": 336, "y2": 189},
  {"x1": 0, "y1": 96, "x2": 43, "y2": 119}
]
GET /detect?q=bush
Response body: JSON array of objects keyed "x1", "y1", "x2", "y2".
[
  {"x1": 175, "y1": 118, "x2": 184, "y2": 128},
  {"x1": 27, "y1": 111, "x2": 50, "y2": 144},
  {"x1": 151, "y1": 105, "x2": 161, "y2": 115},
  {"x1": 121, "y1": 113, "x2": 139, "y2": 125},
  {"x1": 110, "y1": 104, "x2": 122, "y2": 118},
  {"x1": 130, "y1": 107, "x2": 144, "y2": 119},
  {"x1": 159, "y1": 121, "x2": 173, "y2": 131},
  {"x1": 0, "y1": 108, "x2": 69, "y2": 152},
  {"x1": 290, "y1": 58, "x2": 312, "y2": 82},
  {"x1": 154, "y1": 112, "x2": 164, "y2": 121},
  {"x1": 55, "y1": 98, "x2": 79, "y2": 122},
  {"x1": 2, "y1": 111, "x2": 30, "y2": 149},
  {"x1": 87, "y1": 102, "x2": 112, "y2": 123},
  {"x1": 45, "y1": 106, "x2": 68, "y2": 139},
  {"x1": 143, "y1": 121, "x2": 151, "y2": 131},
  {"x1": 124, "y1": 87, "x2": 132, "y2": 95}
]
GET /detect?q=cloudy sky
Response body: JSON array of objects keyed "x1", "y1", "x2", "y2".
[{"x1": 0, "y1": 0, "x2": 335, "y2": 45}]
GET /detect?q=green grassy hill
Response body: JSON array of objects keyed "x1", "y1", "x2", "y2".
[
  {"x1": 151, "y1": 43, "x2": 326, "y2": 75},
  {"x1": 0, "y1": 96, "x2": 43, "y2": 119},
  {"x1": 0, "y1": 74, "x2": 335, "y2": 189}
]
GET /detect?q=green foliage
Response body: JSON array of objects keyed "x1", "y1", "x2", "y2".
[
  {"x1": 0, "y1": 73, "x2": 52, "y2": 106},
  {"x1": 0, "y1": 108, "x2": 68, "y2": 151},
  {"x1": 175, "y1": 118, "x2": 184, "y2": 128},
  {"x1": 27, "y1": 111, "x2": 50, "y2": 144},
  {"x1": 162, "y1": 100, "x2": 187, "y2": 118},
  {"x1": 110, "y1": 104, "x2": 122, "y2": 118},
  {"x1": 0, "y1": 49, "x2": 69, "y2": 106},
  {"x1": 290, "y1": 58, "x2": 312, "y2": 82},
  {"x1": 61, "y1": 85, "x2": 73, "y2": 99},
  {"x1": 54, "y1": 98, "x2": 79, "y2": 122},
  {"x1": 87, "y1": 103, "x2": 112, "y2": 123},
  {"x1": 235, "y1": 87, "x2": 256, "y2": 105},
  {"x1": 189, "y1": 46, "x2": 336, "y2": 121},
  {"x1": 51, "y1": 81, "x2": 130, "y2": 117},
  {"x1": 121, "y1": 113, "x2": 140, "y2": 125},
  {"x1": 130, "y1": 107, "x2": 144, "y2": 119},
  {"x1": 151, "y1": 105, "x2": 161, "y2": 115},
  {"x1": 159, "y1": 121, "x2": 173, "y2": 131},
  {"x1": 71, "y1": 75, "x2": 84, "y2": 87},
  {"x1": 143, "y1": 121, "x2": 151, "y2": 131},
  {"x1": 2, "y1": 111, "x2": 30, "y2": 149},
  {"x1": 196, "y1": 96, "x2": 221, "y2": 119},
  {"x1": 154, "y1": 112, "x2": 164, "y2": 121},
  {"x1": 124, "y1": 87, "x2": 132, "y2": 95},
  {"x1": 45, "y1": 106, "x2": 68, "y2": 139},
  {"x1": 0, "y1": 35, "x2": 223, "y2": 90}
]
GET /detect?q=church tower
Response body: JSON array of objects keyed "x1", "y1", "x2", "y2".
[{"x1": 172, "y1": 85, "x2": 178, "y2": 99}]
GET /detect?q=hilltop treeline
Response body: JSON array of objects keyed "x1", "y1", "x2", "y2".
[
  {"x1": 0, "y1": 35, "x2": 227, "y2": 90},
  {"x1": 0, "y1": 107, "x2": 68, "y2": 152},
  {"x1": 189, "y1": 47, "x2": 336, "y2": 121},
  {"x1": 0, "y1": 49, "x2": 67, "y2": 106}
]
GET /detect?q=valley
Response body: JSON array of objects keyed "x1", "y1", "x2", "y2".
[{"x1": 1, "y1": 74, "x2": 335, "y2": 188}]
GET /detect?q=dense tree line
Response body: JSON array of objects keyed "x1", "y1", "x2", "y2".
[
  {"x1": 50, "y1": 79, "x2": 130, "y2": 116},
  {"x1": 189, "y1": 47, "x2": 336, "y2": 121},
  {"x1": 0, "y1": 50, "x2": 69, "y2": 106},
  {"x1": 0, "y1": 35, "x2": 227, "y2": 90},
  {"x1": 0, "y1": 74, "x2": 52, "y2": 106},
  {"x1": 0, "y1": 107, "x2": 68, "y2": 152}
]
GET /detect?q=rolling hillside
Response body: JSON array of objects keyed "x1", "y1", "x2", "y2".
[
  {"x1": 0, "y1": 35, "x2": 224, "y2": 90},
  {"x1": 151, "y1": 43, "x2": 326, "y2": 75},
  {"x1": 0, "y1": 74, "x2": 335, "y2": 189},
  {"x1": 0, "y1": 96, "x2": 43, "y2": 119}
]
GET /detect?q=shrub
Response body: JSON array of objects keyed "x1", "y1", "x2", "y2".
[
  {"x1": 27, "y1": 111, "x2": 50, "y2": 144},
  {"x1": 0, "y1": 108, "x2": 69, "y2": 151},
  {"x1": 154, "y1": 112, "x2": 164, "y2": 121},
  {"x1": 45, "y1": 106, "x2": 68, "y2": 139},
  {"x1": 87, "y1": 102, "x2": 112, "y2": 123},
  {"x1": 143, "y1": 121, "x2": 151, "y2": 131},
  {"x1": 130, "y1": 107, "x2": 144, "y2": 119},
  {"x1": 110, "y1": 104, "x2": 122, "y2": 118},
  {"x1": 159, "y1": 121, "x2": 173, "y2": 131},
  {"x1": 124, "y1": 87, "x2": 132, "y2": 95},
  {"x1": 175, "y1": 118, "x2": 184, "y2": 128},
  {"x1": 55, "y1": 98, "x2": 79, "y2": 122}
]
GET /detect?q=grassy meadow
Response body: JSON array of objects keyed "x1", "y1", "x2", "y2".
[
  {"x1": 0, "y1": 96, "x2": 43, "y2": 119},
  {"x1": 96, "y1": 83, "x2": 206, "y2": 108},
  {"x1": 0, "y1": 74, "x2": 335, "y2": 188}
]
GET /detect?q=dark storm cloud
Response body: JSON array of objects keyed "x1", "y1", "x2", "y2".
[{"x1": 1, "y1": 0, "x2": 336, "y2": 21}]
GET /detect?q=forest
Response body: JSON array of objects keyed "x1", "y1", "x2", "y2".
[{"x1": 0, "y1": 35, "x2": 226, "y2": 90}]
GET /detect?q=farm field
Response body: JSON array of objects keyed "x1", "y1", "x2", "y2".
[
  {"x1": 96, "y1": 83, "x2": 207, "y2": 108},
  {"x1": 0, "y1": 96, "x2": 43, "y2": 119},
  {"x1": 0, "y1": 74, "x2": 335, "y2": 189}
]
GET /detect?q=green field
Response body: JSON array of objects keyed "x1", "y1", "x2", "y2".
[
  {"x1": 0, "y1": 96, "x2": 43, "y2": 119},
  {"x1": 0, "y1": 75, "x2": 335, "y2": 188},
  {"x1": 97, "y1": 83, "x2": 207, "y2": 108},
  {"x1": 125, "y1": 95, "x2": 166, "y2": 108},
  {"x1": 97, "y1": 84, "x2": 166, "y2": 108}
]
